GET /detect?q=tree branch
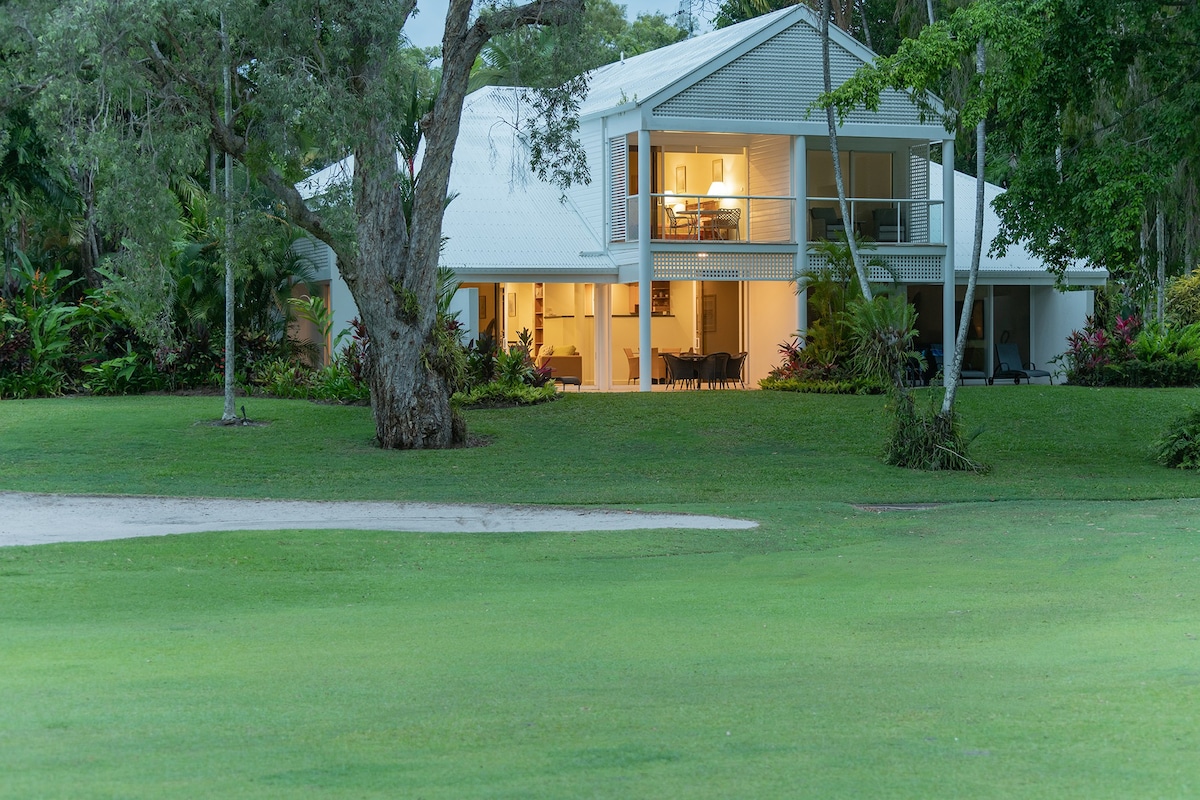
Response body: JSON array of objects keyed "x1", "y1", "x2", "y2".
[{"x1": 142, "y1": 32, "x2": 351, "y2": 272}]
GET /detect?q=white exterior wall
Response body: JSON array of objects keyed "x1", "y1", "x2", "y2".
[
  {"x1": 1032, "y1": 287, "x2": 1092, "y2": 383},
  {"x1": 569, "y1": 121, "x2": 606, "y2": 242},
  {"x1": 294, "y1": 236, "x2": 358, "y2": 351},
  {"x1": 746, "y1": 281, "x2": 797, "y2": 385},
  {"x1": 747, "y1": 135, "x2": 792, "y2": 242},
  {"x1": 448, "y1": 288, "x2": 479, "y2": 345}
]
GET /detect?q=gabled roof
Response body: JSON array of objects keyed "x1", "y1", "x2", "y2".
[
  {"x1": 579, "y1": 5, "x2": 945, "y2": 130},
  {"x1": 929, "y1": 163, "x2": 1106, "y2": 285},
  {"x1": 580, "y1": 6, "x2": 794, "y2": 118}
]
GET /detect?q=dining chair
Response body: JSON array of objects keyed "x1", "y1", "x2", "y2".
[
  {"x1": 701, "y1": 352, "x2": 730, "y2": 388},
  {"x1": 724, "y1": 352, "x2": 747, "y2": 388},
  {"x1": 709, "y1": 208, "x2": 741, "y2": 241},
  {"x1": 663, "y1": 353, "x2": 697, "y2": 390},
  {"x1": 665, "y1": 206, "x2": 695, "y2": 239}
]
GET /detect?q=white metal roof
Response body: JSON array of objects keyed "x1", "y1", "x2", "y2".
[
  {"x1": 930, "y1": 163, "x2": 1106, "y2": 286},
  {"x1": 580, "y1": 7, "x2": 793, "y2": 118},
  {"x1": 297, "y1": 87, "x2": 616, "y2": 280},
  {"x1": 439, "y1": 88, "x2": 614, "y2": 277},
  {"x1": 579, "y1": 5, "x2": 945, "y2": 130}
]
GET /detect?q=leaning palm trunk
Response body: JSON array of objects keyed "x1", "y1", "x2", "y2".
[
  {"x1": 940, "y1": 39, "x2": 986, "y2": 416},
  {"x1": 821, "y1": 0, "x2": 873, "y2": 303}
]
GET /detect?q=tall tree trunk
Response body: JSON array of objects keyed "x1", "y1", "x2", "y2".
[
  {"x1": 1156, "y1": 203, "x2": 1165, "y2": 324},
  {"x1": 821, "y1": 0, "x2": 872, "y2": 302},
  {"x1": 941, "y1": 39, "x2": 985, "y2": 416},
  {"x1": 351, "y1": 82, "x2": 456, "y2": 448},
  {"x1": 74, "y1": 165, "x2": 104, "y2": 289},
  {"x1": 221, "y1": 12, "x2": 237, "y2": 423},
  {"x1": 858, "y1": 0, "x2": 873, "y2": 50}
]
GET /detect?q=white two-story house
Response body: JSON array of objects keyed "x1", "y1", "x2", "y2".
[{"x1": 297, "y1": 5, "x2": 1104, "y2": 387}]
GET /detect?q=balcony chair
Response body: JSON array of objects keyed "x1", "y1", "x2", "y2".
[
  {"x1": 665, "y1": 206, "x2": 695, "y2": 239},
  {"x1": 872, "y1": 207, "x2": 906, "y2": 243},
  {"x1": 809, "y1": 206, "x2": 844, "y2": 239},
  {"x1": 709, "y1": 208, "x2": 741, "y2": 241}
]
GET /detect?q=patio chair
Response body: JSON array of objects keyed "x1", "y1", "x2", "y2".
[
  {"x1": 709, "y1": 208, "x2": 741, "y2": 241},
  {"x1": 991, "y1": 342, "x2": 1053, "y2": 384},
  {"x1": 724, "y1": 352, "x2": 748, "y2": 388},
  {"x1": 809, "y1": 206, "x2": 844, "y2": 239},
  {"x1": 926, "y1": 345, "x2": 989, "y2": 386},
  {"x1": 665, "y1": 206, "x2": 695, "y2": 239},
  {"x1": 662, "y1": 352, "x2": 698, "y2": 390},
  {"x1": 700, "y1": 352, "x2": 730, "y2": 388},
  {"x1": 872, "y1": 207, "x2": 906, "y2": 242}
]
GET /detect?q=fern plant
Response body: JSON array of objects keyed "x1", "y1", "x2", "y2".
[{"x1": 1153, "y1": 407, "x2": 1200, "y2": 469}]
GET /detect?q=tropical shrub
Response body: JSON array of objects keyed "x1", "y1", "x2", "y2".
[
  {"x1": 884, "y1": 391, "x2": 987, "y2": 473},
  {"x1": 757, "y1": 376, "x2": 887, "y2": 395},
  {"x1": 252, "y1": 356, "x2": 313, "y2": 399},
  {"x1": 465, "y1": 332, "x2": 500, "y2": 387},
  {"x1": 454, "y1": 381, "x2": 558, "y2": 408},
  {"x1": 1166, "y1": 268, "x2": 1200, "y2": 329},
  {"x1": 81, "y1": 345, "x2": 160, "y2": 395},
  {"x1": 1153, "y1": 406, "x2": 1200, "y2": 469},
  {"x1": 764, "y1": 238, "x2": 915, "y2": 393},
  {"x1": 454, "y1": 328, "x2": 556, "y2": 406},
  {"x1": 847, "y1": 294, "x2": 920, "y2": 388},
  {"x1": 0, "y1": 262, "x2": 80, "y2": 398},
  {"x1": 1058, "y1": 315, "x2": 1200, "y2": 387},
  {"x1": 311, "y1": 361, "x2": 370, "y2": 403}
]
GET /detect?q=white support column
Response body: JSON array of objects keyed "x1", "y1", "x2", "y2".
[
  {"x1": 982, "y1": 284, "x2": 994, "y2": 377},
  {"x1": 594, "y1": 284, "x2": 612, "y2": 390},
  {"x1": 637, "y1": 129, "x2": 653, "y2": 391},
  {"x1": 942, "y1": 138, "x2": 956, "y2": 388},
  {"x1": 793, "y1": 135, "x2": 808, "y2": 337}
]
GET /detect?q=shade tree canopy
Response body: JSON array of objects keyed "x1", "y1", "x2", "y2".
[{"x1": 6, "y1": 0, "x2": 597, "y2": 448}]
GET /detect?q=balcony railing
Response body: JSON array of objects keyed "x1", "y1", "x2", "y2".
[
  {"x1": 619, "y1": 195, "x2": 945, "y2": 245},
  {"x1": 806, "y1": 197, "x2": 944, "y2": 244}
]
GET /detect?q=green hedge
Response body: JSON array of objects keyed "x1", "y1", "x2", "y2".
[{"x1": 758, "y1": 376, "x2": 888, "y2": 395}]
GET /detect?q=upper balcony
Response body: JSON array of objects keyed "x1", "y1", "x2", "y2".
[{"x1": 617, "y1": 192, "x2": 944, "y2": 246}]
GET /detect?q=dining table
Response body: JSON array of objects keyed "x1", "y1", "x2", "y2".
[
  {"x1": 674, "y1": 204, "x2": 724, "y2": 240},
  {"x1": 662, "y1": 352, "x2": 728, "y2": 389}
]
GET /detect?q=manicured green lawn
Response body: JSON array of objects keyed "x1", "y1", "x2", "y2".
[
  {"x1": 2, "y1": 390, "x2": 1199, "y2": 797},
  {"x1": 1, "y1": 386, "x2": 1198, "y2": 505}
]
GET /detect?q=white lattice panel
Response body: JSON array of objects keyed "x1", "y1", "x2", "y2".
[
  {"x1": 807, "y1": 252, "x2": 944, "y2": 283},
  {"x1": 909, "y1": 146, "x2": 930, "y2": 243},
  {"x1": 653, "y1": 251, "x2": 796, "y2": 281},
  {"x1": 653, "y1": 23, "x2": 927, "y2": 126}
]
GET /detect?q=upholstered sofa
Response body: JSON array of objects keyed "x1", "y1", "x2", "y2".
[{"x1": 537, "y1": 345, "x2": 582, "y2": 379}]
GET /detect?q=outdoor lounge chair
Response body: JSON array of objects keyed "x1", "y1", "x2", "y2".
[
  {"x1": 809, "y1": 206, "x2": 844, "y2": 239},
  {"x1": 926, "y1": 345, "x2": 989, "y2": 385},
  {"x1": 872, "y1": 207, "x2": 906, "y2": 242},
  {"x1": 991, "y1": 342, "x2": 1053, "y2": 384}
]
